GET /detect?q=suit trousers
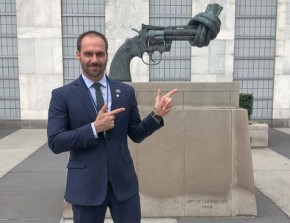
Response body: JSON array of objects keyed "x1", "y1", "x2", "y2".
[{"x1": 72, "y1": 182, "x2": 141, "y2": 223}]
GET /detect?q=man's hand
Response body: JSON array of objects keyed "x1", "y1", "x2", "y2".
[
  {"x1": 93, "y1": 104, "x2": 125, "y2": 133},
  {"x1": 154, "y1": 89, "x2": 178, "y2": 117}
]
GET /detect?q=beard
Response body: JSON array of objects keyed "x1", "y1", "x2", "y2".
[{"x1": 81, "y1": 62, "x2": 107, "y2": 79}]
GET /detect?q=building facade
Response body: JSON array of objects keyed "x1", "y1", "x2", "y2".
[{"x1": 0, "y1": 0, "x2": 290, "y2": 127}]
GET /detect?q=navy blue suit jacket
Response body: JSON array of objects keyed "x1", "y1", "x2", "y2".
[{"x1": 47, "y1": 76, "x2": 163, "y2": 206}]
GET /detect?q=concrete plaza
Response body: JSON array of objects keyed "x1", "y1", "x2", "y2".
[{"x1": 0, "y1": 127, "x2": 290, "y2": 223}]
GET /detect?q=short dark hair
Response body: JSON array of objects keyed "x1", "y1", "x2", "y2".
[{"x1": 76, "y1": 31, "x2": 108, "y2": 53}]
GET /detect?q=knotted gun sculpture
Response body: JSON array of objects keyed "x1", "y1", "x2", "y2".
[{"x1": 109, "y1": 3, "x2": 223, "y2": 81}]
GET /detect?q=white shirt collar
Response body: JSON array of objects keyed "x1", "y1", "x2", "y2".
[{"x1": 81, "y1": 74, "x2": 107, "y2": 88}]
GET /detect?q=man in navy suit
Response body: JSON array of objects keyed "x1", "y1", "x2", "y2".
[{"x1": 47, "y1": 30, "x2": 177, "y2": 223}]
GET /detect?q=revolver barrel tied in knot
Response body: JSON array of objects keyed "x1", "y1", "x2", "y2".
[{"x1": 109, "y1": 3, "x2": 223, "y2": 81}]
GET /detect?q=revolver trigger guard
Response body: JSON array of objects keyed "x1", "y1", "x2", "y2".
[
  {"x1": 141, "y1": 56, "x2": 162, "y2": 66},
  {"x1": 150, "y1": 57, "x2": 161, "y2": 65},
  {"x1": 141, "y1": 52, "x2": 162, "y2": 65}
]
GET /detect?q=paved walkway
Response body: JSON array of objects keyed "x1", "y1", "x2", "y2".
[
  {"x1": 0, "y1": 129, "x2": 47, "y2": 178},
  {"x1": 0, "y1": 128, "x2": 67, "y2": 223},
  {"x1": 252, "y1": 148, "x2": 290, "y2": 217},
  {"x1": 1, "y1": 127, "x2": 290, "y2": 222}
]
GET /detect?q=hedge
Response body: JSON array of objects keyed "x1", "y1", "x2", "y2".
[{"x1": 239, "y1": 93, "x2": 253, "y2": 120}]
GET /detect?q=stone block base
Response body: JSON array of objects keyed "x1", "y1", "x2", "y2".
[{"x1": 249, "y1": 123, "x2": 269, "y2": 148}]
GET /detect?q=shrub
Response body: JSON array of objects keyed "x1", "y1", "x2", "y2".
[{"x1": 239, "y1": 93, "x2": 253, "y2": 120}]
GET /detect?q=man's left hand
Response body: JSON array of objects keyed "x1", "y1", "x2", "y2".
[{"x1": 153, "y1": 88, "x2": 178, "y2": 117}]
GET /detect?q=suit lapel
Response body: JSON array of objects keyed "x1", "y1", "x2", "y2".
[
  {"x1": 108, "y1": 78, "x2": 121, "y2": 113},
  {"x1": 105, "y1": 78, "x2": 123, "y2": 138},
  {"x1": 73, "y1": 76, "x2": 96, "y2": 122}
]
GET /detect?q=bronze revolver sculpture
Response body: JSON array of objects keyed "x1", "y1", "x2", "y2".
[{"x1": 109, "y1": 3, "x2": 223, "y2": 81}]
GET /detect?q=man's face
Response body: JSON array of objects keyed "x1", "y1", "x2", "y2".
[{"x1": 76, "y1": 35, "x2": 108, "y2": 82}]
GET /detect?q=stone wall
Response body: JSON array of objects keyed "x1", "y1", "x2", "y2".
[
  {"x1": 16, "y1": 0, "x2": 63, "y2": 120},
  {"x1": 13, "y1": 0, "x2": 290, "y2": 125},
  {"x1": 273, "y1": 0, "x2": 290, "y2": 126}
]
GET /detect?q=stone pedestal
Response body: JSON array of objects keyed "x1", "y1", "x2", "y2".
[
  {"x1": 249, "y1": 123, "x2": 269, "y2": 148},
  {"x1": 62, "y1": 82, "x2": 257, "y2": 220}
]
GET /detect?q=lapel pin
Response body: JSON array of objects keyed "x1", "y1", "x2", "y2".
[{"x1": 116, "y1": 89, "x2": 121, "y2": 97}]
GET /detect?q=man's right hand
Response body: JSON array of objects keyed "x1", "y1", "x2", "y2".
[{"x1": 93, "y1": 104, "x2": 125, "y2": 133}]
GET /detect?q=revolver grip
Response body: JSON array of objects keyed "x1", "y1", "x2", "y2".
[{"x1": 109, "y1": 37, "x2": 142, "y2": 81}]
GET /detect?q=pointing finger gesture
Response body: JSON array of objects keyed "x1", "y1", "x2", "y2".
[
  {"x1": 94, "y1": 104, "x2": 125, "y2": 133},
  {"x1": 154, "y1": 88, "x2": 178, "y2": 117}
]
